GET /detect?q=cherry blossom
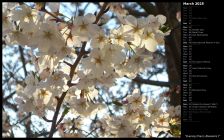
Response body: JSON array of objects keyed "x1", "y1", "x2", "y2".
[
  {"x1": 2, "y1": 2, "x2": 179, "y2": 138},
  {"x1": 72, "y1": 13, "x2": 99, "y2": 41},
  {"x1": 110, "y1": 25, "x2": 134, "y2": 47},
  {"x1": 11, "y1": 4, "x2": 38, "y2": 23},
  {"x1": 167, "y1": 105, "x2": 181, "y2": 117},
  {"x1": 148, "y1": 97, "x2": 164, "y2": 118},
  {"x1": 82, "y1": 48, "x2": 112, "y2": 78}
]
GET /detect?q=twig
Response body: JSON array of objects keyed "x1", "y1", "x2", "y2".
[
  {"x1": 48, "y1": 43, "x2": 86, "y2": 137},
  {"x1": 93, "y1": 3, "x2": 109, "y2": 24},
  {"x1": 125, "y1": 6, "x2": 148, "y2": 17},
  {"x1": 56, "y1": 113, "x2": 66, "y2": 126},
  {"x1": 137, "y1": 2, "x2": 158, "y2": 15},
  {"x1": 67, "y1": 42, "x2": 87, "y2": 86},
  {"x1": 3, "y1": 91, "x2": 16, "y2": 102},
  {"x1": 133, "y1": 77, "x2": 172, "y2": 87},
  {"x1": 13, "y1": 113, "x2": 32, "y2": 126},
  {"x1": 48, "y1": 3, "x2": 110, "y2": 137},
  {"x1": 42, "y1": 8, "x2": 67, "y2": 23},
  {"x1": 86, "y1": 128, "x2": 98, "y2": 137},
  {"x1": 18, "y1": 45, "x2": 28, "y2": 77},
  {"x1": 42, "y1": 116, "x2": 53, "y2": 122},
  {"x1": 4, "y1": 100, "x2": 18, "y2": 112},
  {"x1": 63, "y1": 60, "x2": 72, "y2": 67}
]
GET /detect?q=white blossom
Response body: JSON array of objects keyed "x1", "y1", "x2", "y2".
[
  {"x1": 72, "y1": 13, "x2": 99, "y2": 41},
  {"x1": 11, "y1": 4, "x2": 38, "y2": 23},
  {"x1": 167, "y1": 105, "x2": 181, "y2": 117}
]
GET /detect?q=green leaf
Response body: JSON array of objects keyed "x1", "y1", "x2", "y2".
[
  {"x1": 169, "y1": 123, "x2": 181, "y2": 137},
  {"x1": 62, "y1": 106, "x2": 70, "y2": 116},
  {"x1": 31, "y1": 71, "x2": 35, "y2": 77},
  {"x1": 159, "y1": 25, "x2": 170, "y2": 33}
]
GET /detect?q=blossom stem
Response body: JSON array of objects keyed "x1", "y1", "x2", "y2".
[
  {"x1": 48, "y1": 3, "x2": 110, "y2": 137},
  {"x1": 42, "y1": 116, "x2": 53, "y2": 122},
  {"x1": 18, "y1": 45, "x2": 28, "y2": 77},
  {"x1": 42, "y1": 8, "x2": 65, "y2": 23},
  {"x1": 48, "y1": 43, "x2": 86, "y2": 137},
  {"x1": 133, "y1": 77, "x2": 172, "y2": 87},
  {"x1": 93, "y1": 3, "x2": 109, "y2": 24}
]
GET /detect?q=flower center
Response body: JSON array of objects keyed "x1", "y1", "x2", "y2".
[
  {"x1": 116, "y1": 35, "x2": 123, "y2": 40},
  {"x1": 94, "y1": 57, "x2": 102, "y2": 64},
  {"x1": 43, "y1": 31, "x2": 53, "y2": 40},
  {"x1": 38, "y1": 89, "x2": 49, "y2": 98},
  {"x1": 133, "y1": 26, "x2": 140, "y2": 33},
  {"x1": 151, "y1": 108, "x2": 158, "y2": 114},
  {"x1": 144, "y1": 32, "x2": 153, "y2": 39},
  {"x1": 52, "y1": 74, "x2": 60, "y2": 81},
  {"x1": 158, "y1": 118, "x2": 165, "y2": 125},
  {"x1": 79, "y1": 24, "x2": 87, "y2": 31},
  {"x1": 97, "y1": 35, "x2": 104, "y2": 43},
  {"x1": 134, "y1": 56, "x2": 141, "y2": 63},
  {"x1": 26, "y1": 11, "x2": 33, "y2": 19}
]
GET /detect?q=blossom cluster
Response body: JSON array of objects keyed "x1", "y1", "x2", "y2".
[
  {"x1": 2, "y1": 2, "x2": 179, "y2": 138},
  {"x1": 95, "y1": 89, "x2": 167, "y2": 137}
]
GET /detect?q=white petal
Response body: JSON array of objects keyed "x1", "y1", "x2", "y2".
[
  {"x1": 156, "y1": 15, "x2": 166, "y2": 25},
  {"x1": 147, "y1": 15, "x2": 156, "y2": 23},
  {"x1": 73, "y1": 16, "x2": 83, "y2": 25},
  {"x1": 125, "y1": 15, "x2": 137, "y2": 27},
  {"x1": 117, "y1": 13, "x2": 126, "y2": 24},
  {"x1": 84, "y1": 13, "x2": 96, "y2": 23},
  {"x1": 137, "y1": 18, "x2": 147, "y2": 28},
  {"x1": 122, "y1": 25, "x2": 132, "y2": 32},
  {"x1": 88, "y1": 24, "x2": 100, "y2": 37},
  {"x1": 144, "y1": 38, "x2": 158, "y2": 52},
  {"x1": 47, "y1": 2, "x2": 60, "y2": 12}
]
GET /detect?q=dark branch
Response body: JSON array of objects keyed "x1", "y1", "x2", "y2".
[
  {"x1": 4, "y1": 100, "x2": 18, "y2": 112},
  {"x1": 137, "y1": 2, "x2": 158, "y2": 15},
  {"x1": 125, "y1": 6, "x2": 148, "y2": 17},
  {"x1": 3, "y1": 91, "x2": 16, "y2": 102},
  {"x1": 48, "y1": 4, "x2": 110, "y2": 137},
  {"x1": 133, "y1": 77, "x2": 171, "y2": 87},
  {"x1": 18, "y1": 45, "x2": 28, "y2": 77},
  {"x1": 63, "y1": 60, "x2": 72, "y2": 67},
  {"x1": 93, "y1": 3, "x2": 109, "y2": 24},
  {"x1": 48, "y1": 43, "x2": 87, "y2": 137},
  {"x1": 42, "y1": 116, "x2": 53, "y2": 122},
  {"x1": 13, "y1": 113, "x2": 32, "y2": 126}
]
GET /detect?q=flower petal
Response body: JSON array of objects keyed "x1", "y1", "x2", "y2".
[
  {"x1": 84, "y1": 13, "x2": 96, "y2": 23},
  {"x1": 125, "y1": 15, "x2": 137, "y2": 27},
  {"x1": 156, "y1": 15, "x2": 166, "y2": 25}
]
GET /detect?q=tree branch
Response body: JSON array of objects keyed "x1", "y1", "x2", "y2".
[
  {"x1": 63, "y1": 60, "x2": 72, "y2": 67},
  {"x1": 93, "y1": 2, "x2": 109, "y2": 24},
  {"x1": 42, "y1": 116, "x2": 53, "y2": 122},
  {"x1": 48, "y1": 4, "x2": 110, "y2": 137},
  {"x1": 18, "y1": 45, "x2": 28, "y2": 77},
  {"x1": 3, "y1": 91, "x2": 16, "y2": 102},
  {"x1": 133, "y1": 77, "x2": 172, "y2": 87},
  {"x1": 137, "y1": 2, "x2": 158, "y2": 15},
  {"x1": 48, "y1": 43, "x2": 86, "y2": 138},
  {"x1": 125, "y1": 6, "x2": 148, "y2": 17},
  {"x1": 67, "y1": 42, "x2": 87, "y2": 86},
  {"x1": 42, "y1": 8, "x2": 70, "y2": 24},
  {"x1": 4, "y1": 100, "x2": 18, "y2": 112},
  {"x1": 12, "y1": 113, "x2": 32, "y2": 126}
]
